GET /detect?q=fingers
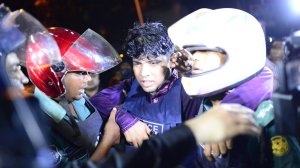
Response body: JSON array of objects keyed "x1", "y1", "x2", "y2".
[
  {"x1": 133, "y1": 125, "x2": 151, "y2": 147},
  {"x1": 225, "y1": 105, "x2": 261, "y2": 136},
  {"x1": 170, "y1": 53, "x2": 178, "y2": 68},
  {"x1": 226, "y1": 139, "x2": 233, "y2": 149},
  {"x1": 132, "y1": 141, "x2": 139, "y2": 148},
  {"x1": 170, "y1": 50, "x2": 192, "y2": 73},
  {"x1": 127, "y1": 134, "x2": 148, "y2": 148},
  {"x1": 211, "y1": 144, "x2": 220, "y2": 157},
  {"x1": 109, "y1": 108, "x2": 117, "y2": 119},
  {"x1": 124, "y1": 121, "x2": 150, "y2": 148},
  {"x1": 203, "y1": 144, "x2": 214, "y2": 162},
  {"x1": 221, "y1": 103, "x2": 254, "y2": 114},
  {"x1": 217, "y1": 142, "x2": 227, "y2": 155},
  {"x1": 181, "y1": 49, "x2": 192, "y2": 60},
  {"x1": 233, "y1": 112, "x2": 261, "y2": 136},
  {"x1": 236, "y1": 122, "x2": 262, "y2": 136},
  {"x1": 220, "y1": 103, "x2": 261, "y2": 136},
  {"x1": 146, "y1": 125, "x2": 151, "y2": 135},
  {"x1": 204, "y1": 141, "x2": 231, "y2": 162}
]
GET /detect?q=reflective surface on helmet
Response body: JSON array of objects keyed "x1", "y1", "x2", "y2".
[
  {"x1": 26, "y1": 31, "x2": 65, "y2": 98},
  {"x1": 63, "y1": 28, "x2": 122, "y2": 73},
  {"x1": 49, "y1": 27, "x2": 122, "y2": 74},
  {"x1": 0, "y1": 9, "x2": 25, "y2": 55},
  {"x1": 10, "y1": 12, "x2": 66, "y2": 98},
  {"x1": 1, "y1": 9, "x2": 65, "y2": 98}
]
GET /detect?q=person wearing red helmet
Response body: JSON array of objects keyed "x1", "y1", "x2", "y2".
[{"x1": 26, "y1": 27, "x2": 121, "y2": 167}]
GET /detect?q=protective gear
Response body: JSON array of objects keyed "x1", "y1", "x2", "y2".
[
  {"x1": 25, "y1": 26, "x2": 64, "y2": 98},
  {"x1": 123, "y1": 79, "x2": 182, "y2": 133},
  {"x1": 0, "y1": 7, "x2": 25, "y2": 57},
  {"x1": 168, "y1": 8, "x2": 266, "y2": 97},
  {"x1": 48, "y1": 27, "x2": 121, "y2": 73},
  {"x1": 0, "y1": 5, "x2": 52, "y2": 167},
  {"x1": 26, "y1": 27, "x2": 121, "y2": 98}
]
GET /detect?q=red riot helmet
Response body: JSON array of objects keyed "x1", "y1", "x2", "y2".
[
  {"x1": 26, "y1": 32, "x2": 64, "y2": 98},
  {"x1": 26, "y1": 27, "x2": 121, "y2": 98}
]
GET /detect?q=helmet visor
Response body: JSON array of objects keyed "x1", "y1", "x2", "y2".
[
  {"x1": 64, "y1": 28, "x2": 121, "y2": 73},
  {"x1": 2, "y1": 9, "x2": 62, "y2": 67}
]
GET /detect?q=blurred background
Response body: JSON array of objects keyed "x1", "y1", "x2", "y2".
[{"x1": 3, "y1": 0, "x2": 300, "y2": 87}]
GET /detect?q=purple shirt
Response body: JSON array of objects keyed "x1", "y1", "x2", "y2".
[
  {"x1": 222, "y1": 67, "x2": 274, "y2": 110},
  {"x1": 90, "y1": 71, "x2": 202, "y2": 132}
]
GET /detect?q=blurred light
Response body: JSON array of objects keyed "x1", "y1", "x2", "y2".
[
  {"x1": 294, "y1": 30, "x2": 300, "y2": 36},
  {"x1": 289, "y1": 0, "x2": 300, "y2": 15},
  {"x1": 119, "y1": 53, "x2": 124, "y2": 58},
  {"x1": 34, "y1": 0, "x2": 49, "y2": 7},
  {"x1": 269, "y1": 37, "x2": 273, "y2": 43}
]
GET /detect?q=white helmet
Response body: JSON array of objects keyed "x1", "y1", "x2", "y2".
[{"x1": 168, "y1": 8, "x2": 266, "y2": 97}]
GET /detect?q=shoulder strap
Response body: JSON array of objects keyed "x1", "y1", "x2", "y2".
[
  {"x1": 61, "y1": 96, "x2": 81, "y2": 136},
  {"x1": 49, "y1": 97, "x2": 94, "y2": 152}
]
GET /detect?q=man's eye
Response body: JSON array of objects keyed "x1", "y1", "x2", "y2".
[
  {"x1": 133, "y1": 62, "x2": 140, "y2": 65},
  {"x1": 149, "y1": 61, "x2": 159, "y2": 64},
  {"x1": 73, "y1": 71, "x2": 89, "y2": 75},
  {"x1": 79, "y1": 71, "x2": 89, "y2": 75}
]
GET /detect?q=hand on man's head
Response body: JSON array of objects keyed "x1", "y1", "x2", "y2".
[{"x1": 170, "y1": 49, "x2": 192, "y2": 76}]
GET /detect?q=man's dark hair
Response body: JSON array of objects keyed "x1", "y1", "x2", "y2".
[{"x1": 124, "y1": 22, "x2": 174, "y2": 60}]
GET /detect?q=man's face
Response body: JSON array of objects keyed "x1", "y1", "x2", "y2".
[
  {"x1": 5, "y1": 52, "x2": 29, "y2": 90},
  {"x1": 86, "y1": 73, "x2": 100, "y2": 90},
  {"x1": 270, "y1": 41, "x2": 284, "y2": 62},
  {"x1": 133, "y1": 55, "x2": 169, "y2": 95},
  {"x1": 63, "y1": 71, "x2": 91, "y2": 102},
  {"x1": 191, "y1": 51, "x2": 226, "y2": 75}
]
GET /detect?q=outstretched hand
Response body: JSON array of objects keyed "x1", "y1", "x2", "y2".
[{"x1": 185, "y1": 103, "x2": 261, "y2": 145}]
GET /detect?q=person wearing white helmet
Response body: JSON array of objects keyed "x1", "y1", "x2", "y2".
[{"x1": 169, "y1": 8, "x2": 300, "y2": 167}]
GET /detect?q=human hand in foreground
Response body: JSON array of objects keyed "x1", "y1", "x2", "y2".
[
  {"x1": 124, "y1": 120, "x2": 151, "y2": 148},
  {"x1": 185, "y1": 103, "x2": 261, "y2": 145},
  {"x1": 203, "y1": 139, "x2": 232, "y2": 162},
  {"x1": 90, "y1": 108, "x2": 120, "y2": 161}
]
